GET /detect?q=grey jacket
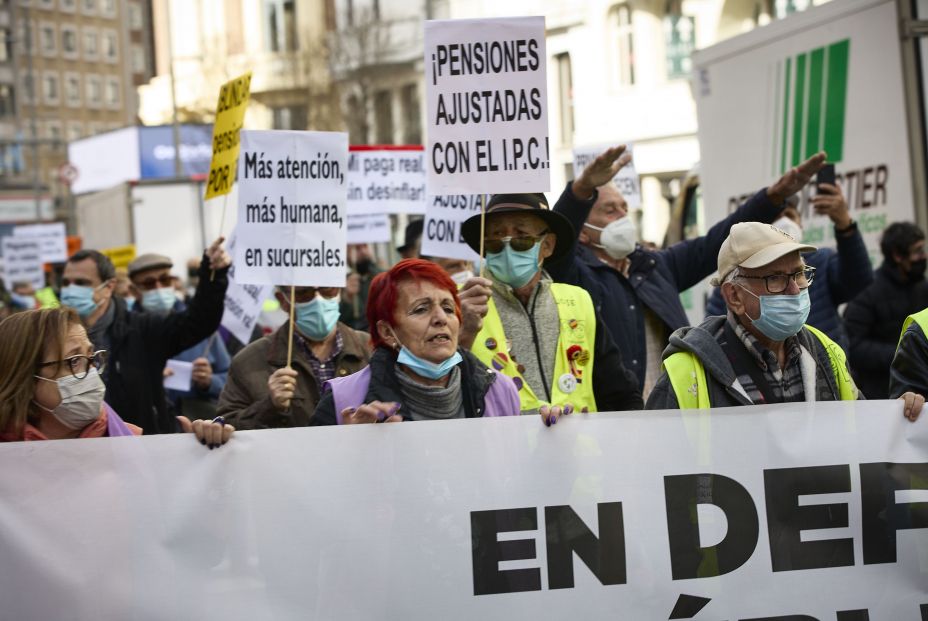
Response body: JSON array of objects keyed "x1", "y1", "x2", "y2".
[{"x1": 646, "y1": 315, "x2": 862, "y2": 410}]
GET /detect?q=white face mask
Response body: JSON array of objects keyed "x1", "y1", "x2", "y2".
[
  {"x1": 773, "y1": 216, "x2": 804, "y2": 243},
  {"x1": 450, "y1": 270, "x2": 474, "y2": 286},
  {"x1": 33, "y1": 367, "x2": 106, "y2": 430},
  {"x1": 584, "y1": 216, "x2": 638, "y2": 259}
]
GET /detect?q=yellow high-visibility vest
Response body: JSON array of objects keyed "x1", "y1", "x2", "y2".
[
  {"x1": 471, "y1": 283, "x2": 598, "y2": 413},
  {"x1": 897, "y1": 309, "x2": 928, "y2": 349},
  {"x1": 663, "y1": 324, "x2": 856, "y2": 408}
]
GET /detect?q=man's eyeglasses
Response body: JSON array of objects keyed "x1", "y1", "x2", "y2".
[
  {"x1": 738, "y1": 266, "x2": 816, "y2": 294},
  {"x1": 484, "y1": 231, "x2": 549, "y2": 254},
  {"x1": 36, "y1": 350, "x2": 108, "y2": 380},
  {"x1": 135, "y1": 274, "x2": 174, "y2": 291}
]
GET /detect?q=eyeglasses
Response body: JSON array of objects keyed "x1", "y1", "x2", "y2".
[
  {"x1": 292, "y1": 287, "x2": 340, "y2": 304},
  {"x1": 484, "y1": 231, "x2": 549, "y2": 254},
  {"x1": 738, "y1": 266, "x2": 816, "y2": 294},
  {"x1": 135, "y1": 274, "x2": 174, "y2": 291},
  {"x1": 37, "y1": 350, "x2": 107, "y2": 380}
]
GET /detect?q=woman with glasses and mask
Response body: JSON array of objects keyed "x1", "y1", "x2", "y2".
[
  {"x1": 453, "y1": 193, "x2": 642, "y2": 417},
  {"x1": 0, "y1": 308, "x2": 234, "y2": 446},
  {"x1": 312, "y1": 259, "x2": 534, "y2": 424}
]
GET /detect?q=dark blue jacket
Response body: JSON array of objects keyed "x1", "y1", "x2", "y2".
[
  {"x1": 547, "y1": 183, "x2": 783, "y2": 389},
  {"x1": 705, "y1": 224, "x2": 873, "y2": 352}
]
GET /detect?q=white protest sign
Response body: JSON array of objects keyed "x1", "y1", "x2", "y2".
[
  {"x1": 222, "y1": 231, "x2": 270, "y2": 346},
  {"x1": 163, "y1": 359, "x2": 193, "y2": 391},
  {"x1": 1, "y1": 401, "x2": 925, "y2": 620},
  {"x1": 1, "y1": 237, "x2": 44, "y2": 290},
  {"x1": 234, "y1": 130, "x2": 349, "y2": 287},
  {"x1": 347, "y1": 146, "x2": 426, "y2": 215},
  {"x1": 424, "y1": 17, "x2": 550, "y2": 194},
  {"x1": 573, "y1": 144, "x2": 642, "y2": 209},
  {"x1": 346, "y1": 214, "x2": 392, "y2": 244},
  {"x1": 13, "y1": 222, "x2": 68, "y2": 263},
  {"x1": 420, "y1": 194, "x2": 485, "y2": 260}
]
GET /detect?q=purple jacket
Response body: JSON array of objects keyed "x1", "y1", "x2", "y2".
[{"x1": 312, "y1": 348, "x2": 521, "y2": 425}]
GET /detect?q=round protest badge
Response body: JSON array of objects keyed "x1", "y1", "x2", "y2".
[
  {"x1": 485, "y1": 337, "x2": 497, "y2": 351},
  {"x1": 557, "y1": 373, "x2": 577, "y2": 394}
]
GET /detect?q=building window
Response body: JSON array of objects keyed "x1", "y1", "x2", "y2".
[
  {"x1": 271, "y1": 105, "x2": 307, "y2": 130},
  {"x1": 101, "y1": 0, "x2": 116, "y2": 17},
  {"x1": 85, "y1": 74, "x2": 101, "y2": 106},
  {"x1": 0, "y1": 28, "x2": 11, "y2": 62},
  {"x1": 374, "y1": 90, "x2": 393, "y2": 144},
  {"x1": 82, "y1": 0, "x2": 96, "y2": 15},
  {"x1": 46, "y1": 121, "x2": 62, "y2": 142},
  {"x1": 82, "y1": 27, "x2": 97, "y2": 60},
  {"x1": 102, "y1": 28, "x2": 117, "y2": 62},
  {"x1": 0, "y1": 85, "x2": 16, "y2": 117},
  {"x1": 39, "y1": 22, "x2": 56, "y2": 56},
  {"x1": 67, "y1": 121, "x2": 83, "y2": 141},
  {"x1": 105, "y1": 75, "x2": 120, "y2": 107},
  {"x1": 42, "y1": 71, "x2": 59, "y2": 105},
  {"x1": 128, "y1": 2, "x2": 143, "y2": 29},
  {"x1": 22, "y1": 73, "x2": 34, "y2": 104},
  {"x1": 60, "y1": 0, "x2": 76, "y2": 11},
  {"x1": 610, "y1": 4, "x2": 635, "y2": 86},
  {"x1": 61, "y1": 25, "x2": 78, "y2": 58},
  {"x1": 664, "y1": 1, "x2": 695, "y2": 80},
  {"x1": 264, "y1": 0, "x2": 297, "y2": 52},
  {"x1": 555, "y1": 52, "x2": 574, "y2": 145},
  {"x1": 130, "y1": 44, "x2": 145, "y2": 73},
  {"x1": 64, "y1": 72, "x2": 80, "y2": 106},
  {"x1": 401, "y1": 84, "x2": 421, "y2": 144}
]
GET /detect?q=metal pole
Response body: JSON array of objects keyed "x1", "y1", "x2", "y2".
[
  {"x1": 22, "y1": 4, "x2": 41, "y2": 219},
  {"x1": 164, "y1": 0, "x2": 182, "y2": 178}
]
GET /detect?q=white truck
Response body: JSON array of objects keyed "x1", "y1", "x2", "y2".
[{"x1": 677, "y1": 0, "x2": 928, "y2": 321}]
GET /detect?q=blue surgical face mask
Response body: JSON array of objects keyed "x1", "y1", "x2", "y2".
[
  {"x1": 60, "y1": 285, "x2": 98, "y2": 318},
  {"x1": 10, "y1": 293, "x2": 35, "y2": 309},
  {"x1": 125, "y1": 297, "x2": 136, "y2": 312},
  {"x1": 295, "y1": 294, "x2": 340, "y2": 341},
  {"x1": 142, "y1": 287, "x2": 177, "y2": 314},
  {"x1": 486, "y1": 242, "x2": 542, "y2": 289},
  {"x1": 392, "y1": 329, "x2": 463, "y2": 381},
  {"x1": 739, "y1": 286, "x2": 811, "y2": 341}
]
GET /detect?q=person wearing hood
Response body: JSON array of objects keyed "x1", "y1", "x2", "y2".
[
  {"x1": 128, "y1": 253, "x2": 231, "y2": 420},
  {"x1": 456, "y1": 193, "x2": 642, "y2": 415},
  {"x1": 844, "y1": 222, "x2": 928, "y2": 399},
  {"x1": 547, "y1": 145, "x2": 828, "y2": 399},
  {"x1": 217, "y1": 284, "x2": 371, "y2": 428},
  {"x1": 60, "y1": 241, "x2": 230, "y2": 434},
  {"x1": 646, "y1": 222, "x2": 924, "y2": 421}
]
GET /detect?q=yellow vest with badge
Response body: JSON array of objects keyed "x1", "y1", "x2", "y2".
[
  {"x1": 472, "y1": 283, "x2": 598, "y2": 413},
  {"x1": 662, "y1": 324, "x2": 857, "y2": 409},
  {"x1": 898, "y1": 309, "x2": 928, "y2": 348}
]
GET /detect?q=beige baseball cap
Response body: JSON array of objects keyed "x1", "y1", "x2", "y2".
[{"x1": 711, "y1": 221, "x2": 816, "y2": 286}]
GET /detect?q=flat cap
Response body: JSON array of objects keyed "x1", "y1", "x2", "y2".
[{"x1": 128, "y1": 253, "x2": 173, "y2": 277}]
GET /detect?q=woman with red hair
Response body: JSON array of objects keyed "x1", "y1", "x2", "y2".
[{"x1": 312, "y1": 259, "x2": 567, "y2": 424}]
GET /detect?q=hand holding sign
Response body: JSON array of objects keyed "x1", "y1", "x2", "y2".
[
  {"x1": 206, "y1": 236, "x2": 231, "y2": 271},
  {"x1": 457, "y1": 276, "x2": 492, "y2": 350},
  {"x1": 572, "y1": 145, "x2": 631, "y2": 200}
]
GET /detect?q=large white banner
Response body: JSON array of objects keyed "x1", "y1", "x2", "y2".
[
  {"x1": 346, "y1": 146, "x2": 426, "y2": 215},
  {"x1": 234, "y1": 130, "x2": 349, "y2": 287},
  {"x1": 420, "y1": 194, "x2": 486, "y2": 260},
  {"x1": 424, "y1": 17, "x2": 550, "y2": 194},
  {"x1": 1, "y1": 401, "x2": 926, "y2": 620}
]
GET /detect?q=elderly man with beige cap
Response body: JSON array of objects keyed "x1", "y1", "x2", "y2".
[{"x1": 647, "y1": 222, "x2": 924, "y2": 418}]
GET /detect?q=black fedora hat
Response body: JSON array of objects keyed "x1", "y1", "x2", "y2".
[{"x1": 460, "y1": 193, "x2": 575, "y2": 263}]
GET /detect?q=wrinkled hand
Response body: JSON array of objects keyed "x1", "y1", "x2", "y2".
[
  {"x1": 767, "y1": 152, "x2": 827, "y2": 205},
  {"x1": 341, "y1": 401, "x2": 403, "y2": 424},
  {"x1": 206, "y1": 236, "x2": 232, "y2": 271},
  {"x1": 268, "y1": 367, "x2": 298, "y2": 411},
  {"x1": 177, "y1": 416, "x2": 234, "y2": 449},
  {"x1": 457, "y1": 276, "x2": 493, "y2": 350},
  {"x1": 899, "y1": 391, "x2": 925, "y2": 422},
  {"x1": 811, "y1": 182, "x2": 851, "y2": 230},
  {"x1": 192, "y1": 357, "x2": 213, "y2": 391},
  {"x1": 572, "y1": 145, "x2": 631, "y2": 200},
  {"x1": 540, "y1": 403, "x2": 573, "y2": 427}
]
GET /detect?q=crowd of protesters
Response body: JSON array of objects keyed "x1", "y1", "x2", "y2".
[{"x1": 1, "y1": 143, "x2": 926, "y2": 446}]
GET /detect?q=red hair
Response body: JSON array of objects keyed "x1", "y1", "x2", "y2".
[{"x1": 366, "y1": 259, "x2": 462, "y2": 350}]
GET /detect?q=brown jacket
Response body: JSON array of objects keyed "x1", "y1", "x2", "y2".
[{"x1": 217, "y1": 322, "x2": 371, "y2": 429}]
